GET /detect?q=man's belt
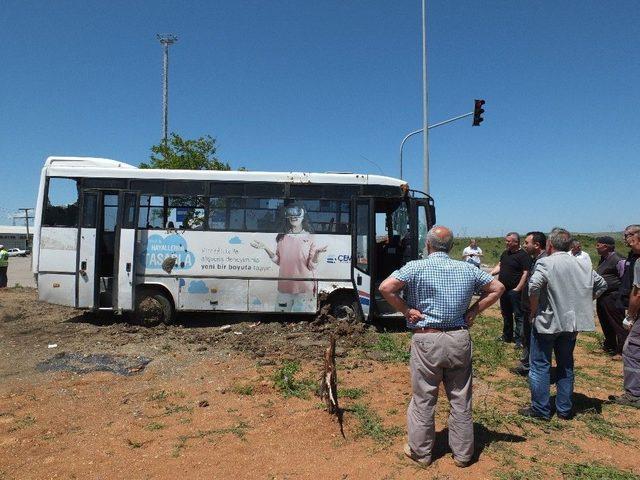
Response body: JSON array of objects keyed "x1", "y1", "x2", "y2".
[{"x1": 411, "y1": 325, "x2": 468, "y2": 334}]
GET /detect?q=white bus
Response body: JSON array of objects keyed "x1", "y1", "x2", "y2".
[{"x1": 33, "y1": 157, "x2": 435, "y2": 324}]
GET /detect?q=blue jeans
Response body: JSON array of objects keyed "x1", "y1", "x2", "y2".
[{"x1": 528, "y1": 328, "x2": 578, "y2": 418}]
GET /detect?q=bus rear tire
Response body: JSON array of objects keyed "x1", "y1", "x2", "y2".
[
  {"x1": 327, "y1": 291, "x2": 364, "y2": 323},
  {"x1": 134, "y1": 288, "x2": 174, "y2": 327}
]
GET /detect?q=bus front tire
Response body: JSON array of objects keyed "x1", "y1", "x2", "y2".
[
  {"x1": 134, "y1": 289, "x2": 174, "y2": 327},
  {"x1": 328, "y1": 291, "x2": 364, "y2": 323}
]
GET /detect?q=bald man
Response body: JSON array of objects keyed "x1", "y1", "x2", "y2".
[{"x1": 380, "y1": 225, "x2": 504, "y2": 468}]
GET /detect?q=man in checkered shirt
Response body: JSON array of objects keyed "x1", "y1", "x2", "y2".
[{"x1": 380, "y1": 225, "x2": 504, "y2": 468}]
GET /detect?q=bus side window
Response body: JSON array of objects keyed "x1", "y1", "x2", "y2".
[
  {"x1": 138, "y1": 195, "x2": 164, "y2": 229},
  {"x1": 81, "y1": 193, "x2": 98, "y2": 228},
  {"x1": 245, "y1": 198, "x2": 283, "y2": 231},
  {"x1": 43, "y1": 178, "x2": 79, "y2": 227},
  {"x1": 208, "y1": 197, "x2": 227, "y2": 230}
]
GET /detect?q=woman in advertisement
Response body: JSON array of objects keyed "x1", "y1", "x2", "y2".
[{"x1": 250, "y1": 203, "x2": 327, "y2": 312}]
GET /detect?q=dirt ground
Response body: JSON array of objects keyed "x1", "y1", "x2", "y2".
[{"x1": 1, "y1": 288, "x2": 639, "y2": 480}]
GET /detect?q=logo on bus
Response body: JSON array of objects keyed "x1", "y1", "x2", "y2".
[
  {"x1": 139, "y1": 234, "x2": 196, "y2": 271},
  {"x1": 326, "y1": 254, "x2": 351, "y2": 264}
]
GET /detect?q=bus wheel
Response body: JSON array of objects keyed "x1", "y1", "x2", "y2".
[
  {"x1": 327, "y1": 291, "x2": 364, "y2": 323},
  {"x1": 134, "y1": 289, "x2": 174, "y2": 327}
]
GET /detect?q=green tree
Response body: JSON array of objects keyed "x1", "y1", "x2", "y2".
[{"x1": 141, "y1": 133, "x2": 230, "y2": 170}]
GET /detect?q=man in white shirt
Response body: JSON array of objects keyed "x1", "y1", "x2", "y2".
[
  {"x1": 462, "y1": 239, "x2": 483, "y2": 268},
  {"x1": 569, "y1": 240, "x2": 592, "y2": 269}
]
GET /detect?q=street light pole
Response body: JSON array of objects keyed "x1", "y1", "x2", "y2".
[
  {"x1": 422, "y1": 0, "x2": 430, "y2": 194},
  {"x1": 157, "y1": 34, "x2": 178, "y2": 144}
]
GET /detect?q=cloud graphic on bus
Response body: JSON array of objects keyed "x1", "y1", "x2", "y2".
[
  {"x1": 188, "y1": 280, "x2": 208, "y2": 294},
  {"x1": 251, "y1": 298, "x2": 262, "y2": 305},
  {"x1": 139, "y1": 234, "x2": 196, "y2": 271},
  {"x1": 228, "y1": 236, "x2": 242, "y2": 245}
]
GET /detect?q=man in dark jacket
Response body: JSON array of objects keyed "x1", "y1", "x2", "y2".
[{"x1": 595, "y1": 236, "x2": 627, "y2": 356}]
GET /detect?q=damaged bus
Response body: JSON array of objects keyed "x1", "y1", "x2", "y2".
[{"x1": 33, "y1": 157, "x2": 435, "y2": 324}]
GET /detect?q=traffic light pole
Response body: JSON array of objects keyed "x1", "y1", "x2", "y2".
[{"x1": 399, "y1": 111, "x2": 473, "y2": 180}]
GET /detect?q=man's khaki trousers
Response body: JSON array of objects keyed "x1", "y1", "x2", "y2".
[{"x1": 407, "y1": 329, "x2": 473, "y2": 463}]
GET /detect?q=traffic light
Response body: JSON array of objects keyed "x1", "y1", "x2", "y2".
[{"x1": 472, "y1": 99, "x2": 485, "y2": 126}]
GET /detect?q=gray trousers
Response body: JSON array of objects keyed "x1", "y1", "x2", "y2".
[
  {"x1": 407, "y1": 329, "x2": 473, "y2": 463},
  {"x1": 622, "y1": 319, "x2": 640, "y2": 397}
]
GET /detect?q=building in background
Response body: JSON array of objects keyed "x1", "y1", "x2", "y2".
[{"x1": 0, "y1": 226, "x2": 33, "y2": 250}]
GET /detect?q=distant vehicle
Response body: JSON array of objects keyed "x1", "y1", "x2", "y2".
[
  {"x1": 7, "y1": 248, "x2": 29, "y2": 257},
  {"x1": 33, "y1": 156, "x2": 436, "y2": 324}
]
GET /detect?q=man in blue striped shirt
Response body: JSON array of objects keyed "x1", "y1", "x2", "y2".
[{"x1": 380, "y1": 225, "x2": 504, "y2": 467}]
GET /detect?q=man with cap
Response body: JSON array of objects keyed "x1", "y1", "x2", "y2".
[
  {"x1": 595, "y1": 236, "x2": 627, "y2": 356},
  {"x1": 0, "y1": 244, "x2": 8, "y2": 288}
]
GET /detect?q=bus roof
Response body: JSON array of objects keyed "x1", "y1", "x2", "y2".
[{"x1": 44, "y1": 156, "x2": 407, "y2": 187}]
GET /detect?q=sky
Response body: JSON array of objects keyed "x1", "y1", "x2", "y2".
[{"x1": 1, "y1": 1, "x2": 638, "y2": 235}]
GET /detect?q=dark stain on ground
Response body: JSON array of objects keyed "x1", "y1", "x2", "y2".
[{"x1": 36, "y1": 352, "x2": 152, "y2": 376}]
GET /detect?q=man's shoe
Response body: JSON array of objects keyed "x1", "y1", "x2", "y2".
[
  {"x1": 496, "y1": 335, "x2": 513, "y2": 343},
  {"x1": 518, "y1": 406, "x2": 550, "y2": 421},
  {"x1": 403, "y1": 443, "x2": 431, "y2": 466},
  {"x1": 556, "y1": 411, "x2": 574, "y2": 420},
  {"x1": 453, "y1": 458, "x2": 472, "y2": 468},
  {"x1": 610, "y1": 354, "x2": 623, "y2": 361},
  {"x1": 514, "y1": 341, "x2": 523, "y2": 349},
  {"x1": 510, "y1": 365, "x2": 529, "y2": 377},
  {"x1": 608, "y1": 393, "x2": 640, "y2": 408}
]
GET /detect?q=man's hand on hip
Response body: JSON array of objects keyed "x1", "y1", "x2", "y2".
[
  {"x1": 404, "y1": 308, "x2": 423, "y2": 325},
  {"x1": 464, "y1": 303, "x2": 479, "y2": 327}
]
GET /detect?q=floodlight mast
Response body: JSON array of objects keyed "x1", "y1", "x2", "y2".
[{"x1": 157, "y1": 34, "x2": 178, "y2": 144}]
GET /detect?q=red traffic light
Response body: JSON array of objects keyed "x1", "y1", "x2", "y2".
[{"x1": 473, "y1": 99, "x2": 485, "y2": 126}]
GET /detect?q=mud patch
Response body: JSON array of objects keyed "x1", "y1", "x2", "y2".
[{"x1": 36, "y1": 352, "x2": 152, "y2": 376}]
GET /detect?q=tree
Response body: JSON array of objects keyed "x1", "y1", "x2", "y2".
[{"x1": 141, "y1": 133, "x2": 230, "y2": 170}]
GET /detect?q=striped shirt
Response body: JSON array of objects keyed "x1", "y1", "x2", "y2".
[{"x1": 392, "y1": 252, "x2": 493, "y2": 329}]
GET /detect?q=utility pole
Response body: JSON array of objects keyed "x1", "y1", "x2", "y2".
[
  {"x1": 421, "y1": 0, "x2": 430, "y2": 194},
  {"x1": 18, "y1": 208, "x2": 34, "y2": 250},
  {"x1": 157, "y1": 34, "x2": 178, "y2": 144}
]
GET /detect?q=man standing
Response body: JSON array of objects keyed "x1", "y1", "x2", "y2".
[
  {"x1": 490, "y1": 232, "x2": 532, "y2": 347},
  {"x1": 610, "y1": 226, "x2": 640, "y2": 408},
  {"x1": 379, "y1": 226, "x2": 504, "y2": 467},
  {"x1": 594, "y1": 236, "x2": 627, "y2": 356},
  {"x1": 462, "y1": 239, "x2": 483, "y2": 268},
  {"x1": 569, "y1": 240, "x2": 593, "y2": 269},
  {"x1": 617, "y1": 225, "x2": 640, "y2": 312},
  {"x1": 520, "y1": 228, "x2": 607, "y2": 420},
  {"x1": 0, "y1": 245, "x2": 8, "y2": 288},
  {"x1": 513, "y1": 231, "x2": 547, "y2": 376}
]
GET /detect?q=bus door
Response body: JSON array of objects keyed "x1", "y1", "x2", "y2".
[
  {"x1": 370, "y1": 198, "x2": 411, "y2": 317},
  {"x1": 113, "y1": 192, "x2": 139, "y2": 311},
  {"x1": 77, "y1": 191, "x2": 99, "y2": 308},
  {"x1": 89, "y1": 191, "x2": 138, "y2": 310},
  {"x1": 409, "y1": 196, "x2": 436, "y2": 260},
  {"x1": 352, "y1": 199, "x2": 374, "y2": 320}
]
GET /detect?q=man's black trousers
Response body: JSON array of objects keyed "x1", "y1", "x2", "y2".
[{"x1": 500, "y1": 289, "x2": 524, "y2": 343}]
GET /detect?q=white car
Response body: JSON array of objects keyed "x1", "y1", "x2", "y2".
[{"x1": 7, "y1": 248, "x2": 29, "y2": 257}]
